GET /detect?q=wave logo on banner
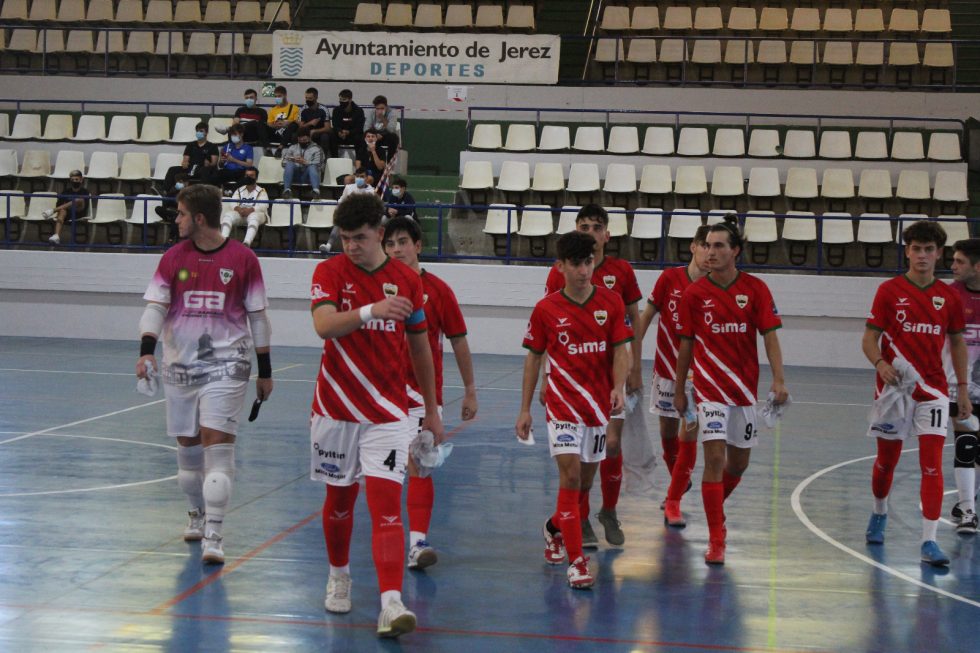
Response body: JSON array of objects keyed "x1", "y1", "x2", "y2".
[{"x1": 279, "y1": 32, "x2": 304, "y2": 77}]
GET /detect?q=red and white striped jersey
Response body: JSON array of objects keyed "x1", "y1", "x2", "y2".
[
  {"x1": 677, "y1": 272, "x2": 782, "y2": 406},
  {"x1": 523, "y1": 287, "x2": 633, "y2": 426},
  {"x1": 868, "y1": 275, "x2": 964, "y2": 402},
  {"x1": 310, "y1": 255, "x2": 427, "y2": 423},
  {"x1": 406, "y1": 270, "x2": 468, "y2": 409},
  {"x1": 944, "y1": 280, "x2": 980, "y2": 402},
  {"x1": 545, "y1": 256, "x2": 642, "y2": 308},
  {"x1": 648, "y1": 266, "x2": 694, "y2": 380}
]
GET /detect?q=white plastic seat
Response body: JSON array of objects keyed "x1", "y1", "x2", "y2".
[
  {"x1": 694, "y1": 6, "x2": 723, "y2": 31},
  {"x1": 888, "y1": 9, "x2": 919, "y2": 35},
  {"x1": 789, "y1": 41, "x2": 817, "y2": 67},
  {"x1": 785, "y1": 167, "x2": 819, "y2": 201},
  {"x1": 691, "y1": 40, "x2": 722, "y2": 67},
  {"x1": 0, "y1": 0, "x2": 27, "y2": 21},
  {"x1": 891, "y1": 132, "x2": 925, "y2": 161},
  {"x1": 49, "y1": 150, "x2": 86, "y2": 179},
  {"x1": 712, "y1": 129, "x2": 745, "y2": 157},
  {"x1": 538, "y1": 125, "x2": 570, "y2": 151},
  {"x1": 170, "y1": 117, "x2": 201, "y2": 143},
  {"x1": 517, "y1": 205, "x2": 554, "y2": 237},
  {"x1": 23, "y1": 193, "x2": 59, "y2": 222},
  {"x1": 724, "y1": 39, "x2": 754, "y2": 67},
  {"x1": 145, "y1": 0, "x2": 174, "y2": 24},
  {"x1": 756, "y1": 40, "x2": 787, "y2": 66},
  {"x1": 856, "y1": 42, "x2": 885, "y2": 69},
  {"x1": 506, "y1": 5, "x2": 535, "y2": 30},
  {"x1": 233, "y1": 1, "x2": 263, "y2": 24},
  {"x1": 855, "y1": 132, "x2": 888, "y2": 160},
  {"x1": 783, "y1": 130, "x2": 817, "y2": 158},
  {"x1": 8, "y1": 113, "x2": 42, "y2": 140},
  {"x1": 924, "y1": 43, "x2": 954, "y2": 71},
  {"x1": 934, "y1": 171, "x2": 968, "y2": 203},
  {"x1": 855, "y1": 9, "x2": 885, "y2": 35},
  {"x1": 888, "y1": 42, "x2": 920, "y2": 67},
  {"x1": 922, "y1": 9, "x2": 952, "y2": 35},
  {"x1": 531, "y1": 163, "x2": 565, "y2": 193},
  {"x1": 415, "y1": 4, "x2": 442, "y2": 29},
  {"x1": 747, "y1": 167, "x2": 780, "y2": 201},
  {"x1": 325, "y1": 157, "x2": 354, "y2": 187},
  {"x1": 18, "y1": 150, "x2": 51, "y2": 178},
  {"x1": 748, "y1": 130, "x2": 780, "y2": 157},
  {"x1": 573, "y1": 126, "x2": 605, "y2": 152},
  {"x1": 604, "y1": 206, "x2": 628, "y2": 238},
  {"x1": 602, "y1": 5, "x2": 630, "y2": 31},
  {"x1": 264, "y1": 1, "x2": 290, "y2": 24},
  {"x1": 70, "y1": 115, "x2": 105, "y2": 143},
  {"x1": 106, "y1": 115, "x2": 139, "y2": 142},
  {"x1": 631, "y1": 208, "x2": 663, "y2": 240},
  {"x1": 207, "y1": 117, "x2": 234, "y2": 144},
  {"x1": 638, "y1": 164, "x2": 672, "y2": 196},
  {"x1": 474, "y1": 5, "x2": 504, "y2": 30},
  {"x1": 663, "y1": 6, "x2": 692, "y2": 31},
  {"x1": 7, "y1": 29, "x2": 38, "y2": 53},
  {"x1": 820, "y1": 168, "x2": 856, "y2": 201},
  {"x1": 123, "y1": 31, "x2": 155, "y2": 55},
  {"x1": 759, "y1": 8, "x2": 788, "y2": 32},
  {"x1": 710, "y1": 166, "x2": 745, "y2": 199},
  {"x1": 674, "y1": 166, "x2": 708, "y2": 197},
  {"x1": 384, "y1": 4, "x2": 414, "y2": 28},
  {"x1": 496, "y1": 161, "x2": 531, "y2": 193},
  {"x1": 630, "y1": 7, "x2": 658, "y2": 31},
  {"x1": 152, "y1": 153, "x2": 183, "y2": 181},
  {"x1": 155, "y1": 31, "x2": 185, "y2": 56},
  {"x1": 118, "y1": 152, "x2": 152, "y2": 181},
  {"x1": 29, "y1": 0, "x2": 57, "y2": 21},
  {"x1": 896, "y1": 170, "x2": 932, "y2": 202},
  {"x1": 642, "y1": 126, "x2": 674, "y2": 155},
  {"x1": 0, "y1": 193, "x2": 26, "y2": 222},
  {"x1": 483, "y1": 204, "x2": 519, "y2": 235},
  {"x1": 470, "y1": 123, "x2": 502, "y2": 149},
  {"x1": 173, "y1": 0, "x2": 202, "y2": 23},
  {"x1": 822, "y1": 42, "x2": 854, "y2": 67},
  {"x1": 927, "y1": 133, "x2": 962, "y2": 161},
  {"x1": 86, "y1": 152, "x2": 119, "y2": 180},
  {"x1": 460, "y1": 161, "x2": 494, "y2": 190},
  {"x1": 857, "y1": 213, "x2": 893, "y2": 244},
  {"x1": 937, "y1": 216, "x2": 970, "y2": 243},
  {"x1": 115, "y1": 0, "x2": 144, "y2": 22},
  {"x1": 64, "y1": 30, "x2": 94, "y2": 55},
  {"x1": 90, "y1": 194, "x2": 127, "y2": 225},
  {"x1": 203, "y1": 1, "x2": 232, "y2": 24},
  {"x1": 256, "y1": 155, "x2": 283, "y2": 186},
  {"x1": 354, "y1": 2, "x2": 383, "y2": 27},
  {"x1": 126, "y1": 195, "x2": 164, "y2": 226},
  {"x1": 668, "y1": 209, "x2": 703, "y2": 238},
  {"x1": 0, "y1": 149, "x2": 19, "y2": 177},
  {"x1": 139, "y1": 116, "x2": 171, "y2": 143},
  {"x1": 823, "y1": 9, "x2": 853, "y2": 34},
  {"x1": 40, "y1": 114, "x2": 73, "y2": 141},
  {"x1": 504, "y1": 124, "x2": 536, "y2": 152},
  {"x1": 267, "y1": 200, "x2": 303, "y2": 230},
  {"x1": 215, "y1": 33, "x2": 246, "y2": 57},
  {"x1": 677, "y1": 128, "x2": 709, "y2": 156},
  {"x1": 790, "y1": 8, "x2": 821, "y2": 34},
  {"x1": 607, "y1": 126, "x2": 639, "y2": 154},
  {"x1": 626, "y1": 38, "x2": 656, "y2": 64},
  {"x1": 248, "y1": 33, "x2": 272, "y2": 57},
  {"x1": 782, "y1": 211, "x2": 817, "y2": 242},
  {"x1": 705, "y1": 210, "x2": 729, "y2": 227},
  {"x1": 555, "y1": 206, "x2": 581, "y2": 234},
  {"x1": 444, "y1": 4, "x2": 473, "y2": 29},
  {"x1": 744, "y1": 211, "x2": 778, "y2": 243},
  {"x1": 821, "y1": 213, "x2": 855, "y2": 244},
  {"x1": 304, "y1": 201, "x2": 338, "y2": 232},
  {"x1": 858, "y1": 170, "x2": 893, "y2": 202},
  {"x1": 658, "y1": 39, "x2": 687, "y2": 65},
  {"x1": 567, "y1": 163, "x2": 601, "y2": 193},
  {"x1": 819, "y1": 131, "x2": 852, "y2": 159},
  {"x1": 603, "y1": 163, "x2": 637, "y2": 194}
]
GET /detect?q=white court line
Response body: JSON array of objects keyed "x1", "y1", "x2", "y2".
[
  {"x1": 0, "y1": 475, "x2": 178, "y2": 498},
  {"x1": 790, "y1": 444, "x2": 980, "y2": 610},
  {"x1": 0, "y1": 368, "x2": 132, "y2": 376},
  {"x1": 0, "y1": 399, "x2": 167, "y2": 446}
]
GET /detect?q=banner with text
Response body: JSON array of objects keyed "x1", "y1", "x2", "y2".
[{"x1": 273, "y1": 31, "x2": 560, "y2": 84}]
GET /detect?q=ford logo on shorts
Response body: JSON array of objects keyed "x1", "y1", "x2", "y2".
[
  {"x1": 658, "y1": 400, "x2": 673, "y2": 410},
  {"x1": 556, "y1": 434, "x2": 575, "y2": 443},
  {"x1": 320, "y1": 463, "x2": 340, "y2": 473},
  {"x1": 706, "y1": 421, "x2": 723, "y2": 429}
]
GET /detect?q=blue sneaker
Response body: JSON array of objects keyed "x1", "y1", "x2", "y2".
[
  {"x1": 920, "y1": 540, "x2": 950, "y2": 566},
  {"x1": 866, "y1": 513, "x2": 887, "y2": 544}
]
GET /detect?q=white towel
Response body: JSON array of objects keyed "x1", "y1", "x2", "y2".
[
  {"x1": 867, "y1": 356, "x2": 921, "y2": 437},
  {"x1": 410, "y1": 430, "x2": 454, "y2": 477},
  {"x1": 760, "y1": 392, "x2": 793, "y2": 428},
  {"x1": 136, "y1": 360, "x2": 158, "y2": 397}
]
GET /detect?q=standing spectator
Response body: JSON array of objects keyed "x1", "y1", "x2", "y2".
[
  {"x1": 44, "y1": 169, "x2": 91, "y2": 245},
  {"x1": 327, "y1": 88, "x2": 365, "y2": 157},
  {"x1": 354, "y1": 129, "x2": 389, "y2": 187},
  {"x1": 281, "y1": 127, "x2": 324, "y2": 199},
  {"x1": 218, "y1": 88, "x2": 268, "y2": 146},
  {"x1": 371, "y1": 95, "x2": 400, "y2": 152},
  {"x1": 165, "y1": 122, "x2": 219, "y2": 191},
  {"x1": 299, "y1": 87, "x2": 331, "y2": 146},
  {"x1": 383, "y1": 177, "x2": 416, "y2": 220},
  {"x1": 211, "y1": 124, "x2": 254, "y2": 192},
  {"x1": 266, "y1": 85, "x2": 300, "y2": 157},
  {"x1": 219, "y1": 167, "x2": 269, "y2": 248}
]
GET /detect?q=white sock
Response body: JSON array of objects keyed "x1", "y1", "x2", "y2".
[
  {"x1": 955, "y1": 467, "x2": 977, "y2": 511},
  {"x1": 329, "y1": 565, "x2": 350, "y2": 577},
  {"x1": 176, "y1": 444, "x2": 205, "y2": 512},
  {"x1": 922, "y1": 518, "x2": 939, "y2": 542},
  {"x1": 243, "y1": 226, "x2": 257, "y2": 245},
  {"x1": 409, "y1": 531, "x2": 426, "y2": 546},
  {"x1": 974, "y1": 464, "x2": 980, "y2": 495},
  {"x1": 873, "y1": 497, "x2": 888, "y2": 515},
  {"x1": 380, "y1": 590, "x2": 401, "y2": 609}
]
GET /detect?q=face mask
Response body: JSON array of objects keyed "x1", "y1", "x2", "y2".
[
  {"x1": 244, "y1": 98, "x2": 255, "y2": 108},
  {"x1": 174, "y1": 182, "x2": 185, "y2": 190},
  {"x1": 245, "y1": 177, "x2": 256, "y2": 185},
  {"x1": 275, "y1": 96, "x2": 284, "y2": 105},
  {"x1": 307, "y1": 100, "x2": 317, "y2": 108},
  {"x1": 340, "y1": 98, "x2": 351, "y2": 106},
  {"x1": 230, "y1": 135, "x2": 241, "y2": 144},
  {"x1": 299, "y1": 141, "x2": 309, "y2": 149},
  {"x1": 391, "y1": 188, "x2": 402, "y2": 198},
  {"x1": 355, "y1": 177, "x2": 366, "y2": 188},
  {"x1": 195, "y1": 131, "x2": 206, "y2": 141},
  {"x1": 70, "y1": 181, "x2": 82, "y2": 189}
]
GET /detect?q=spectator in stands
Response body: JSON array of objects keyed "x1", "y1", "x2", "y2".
[
  {"x1": 267, "y1": 85, "x2": 301, "y2": 157},
  {"x1": 327, "y1": 88, "x2": 365, "y2": 157},
  {"x1": 218, "y1": 88, "x2": 268, "y2": 146},
  {"x1": 220, "y1": 167, "x2": 269, "y2": 248},
  {"x1": 299, "y1": 87, "x2": 331, "y2": 147},
  {"x1": 165, "y1": 121, "x2": 219, "y2": 191},
  {"x1": 155, "y1": 171, "x2": 191, "y2": 222},
  {"x1": 281, "y1": 127, "x2": 324, "y2": 200},
  {"x1": 340, "y1": 168, "x2": 375, "y2": 202},
  {"x1": 371, "y1": 95, "x2": 400, "y2": 152},
  {"x1": 383, "y1": 176, "x2": 416, "y2": 220},
  {"x1": 44, "y1": 169, "x2": 90, "y2": 245},
  {"x1": 211, "y1": 124, "x2": 254, "y2": 192},
  {"x1": 352, "y1": 129, "x2": 389, "y2": 187}
]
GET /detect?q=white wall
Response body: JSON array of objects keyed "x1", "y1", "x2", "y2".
[{"x1": 0, "y1": 250, "x2": 881, "y2": 369}]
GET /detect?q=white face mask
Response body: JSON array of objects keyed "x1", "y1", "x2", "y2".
[{"x1": 230, "y1": 135, "x2": 241, "y2": 144}]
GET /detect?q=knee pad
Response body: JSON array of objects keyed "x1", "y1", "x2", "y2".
[
  {"x1": 203, "y1": 471, "x2": 232, "y2": 509},
  {"x1": 955, "y1": 431, "x2": 979, "y2": 467},
  {"x1": 178, "y1": 468, "x2": 204, "y2": 497},
  {"x1": 203, "y1": 443, "x2": 235, "y2": 509}
]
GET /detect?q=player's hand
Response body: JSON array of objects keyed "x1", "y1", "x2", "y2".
[
  {"x1": 256, "y1": 377, "x2": 273, "y2": 401},
  {"x1": 610, "y1": 388, "x2": 625, "y2": 415},
  {"x1": 461, "y1": 390, "x2": 478, "y2": 421},
  {"x1": 673, "y1": 390, "x2": 688, "y2": 416},
  {"x1": 957, "y1": 394, "x2": 972, "y2": 421},
  {"x1": 371, "y1": 296, "x2": 413, "y2": 321},
  {"x1": 136, "y1": 355, "x2": 157, "y2": 379},
  {"x1": 423, "y1": 409, "x2": 444, "y2": 444},
  {"x1": 770, "y1": 381, "x2": 789, "y2": 405},
  {"x1": 877, "y1": 362, "x2": 900, "y2": 386},
  {"x1": 515, "y1": 411, "x2": 533, "y2": 440}
]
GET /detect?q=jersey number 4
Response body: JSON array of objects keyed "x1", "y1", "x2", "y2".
[{"x1": 383, "y1": 449, "x2": 397, "y2": 471}]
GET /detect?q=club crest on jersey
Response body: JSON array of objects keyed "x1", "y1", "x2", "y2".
[
  {"x1": 735, "y1": 294, "x2": 748, "y2": 309},
  {"x1": 603, "y1": 275, "x2": 616, "y2": 289},
  {"x1": 382, "y1": 283, "x2": 398, "y2": 297},
  {"x1": 594, "y1": 310, "x2": 608, "y2": 325},
  {"x1": 219, "y1": 268, "x2": 234, "y2": 285},
  {"x1": 932, "y1": 296, "x2": 945, "y2": 310},
  {"x1": 311, "y1": 283, "x2": 329, "y2": 300}
]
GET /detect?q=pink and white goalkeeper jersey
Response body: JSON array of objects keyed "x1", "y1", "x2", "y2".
[{"x1": 144, "y1": 239, "x2": 268, "y2": 386}]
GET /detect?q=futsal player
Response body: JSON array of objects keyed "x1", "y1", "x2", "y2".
[
  {"x1": 863, "y1": 220, "x2": 970, "y2": 566},
  {"x1": 635, "y1": 225, "x2": 711, "y2": 527},
  {"x1": 309, "y1": 193, "x2": 444, "y2": 638},
  {"x1": 136, "y1": 184, "x2": 274, "y2": 565},
  {"x1": 517, "y1": 231, "x2": 632, "y2": 589},
  {"x1": 542, "y1": 205, "x2": 642, "y2": 547},
  {"x1": 673, "y1": 215, "x2": 788, "y2": 565},
  {"x1": 382, "y1": 216, "x2": 479, "y2": 569}
]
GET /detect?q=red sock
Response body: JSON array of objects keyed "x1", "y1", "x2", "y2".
[
  {"x1": 364, "y1": 477, "x2": 404, "y2": 594},
  {"x1": 578, "y1": 489, "x2": 590, "y2": 520},
  {"x1": 553, "y1": 487, "x2": 583, "y2": 562},
  {"x1": 406, "y1": 475, "x2": 434, "y2": 535},
  {"x1": 662, "y1": 437, "x2": 679, "y2": 474},
  {"x1": 599, "y1": 453, "x2": 623, "y2": 512},
  {"x1": 872, "y1": 438, "x2": 904, "y2": 499},
  {"x1": 702, "y1": 481, "x2": 726, "y2": 544},
  {"x1": 919, "y1": 435, "x2": 944, "y2": 520},
  {"x1": 722, "y1": 470, "x2": 742, "y2": 500},
  {"x1": 666, "y1": 440, "x2": 697, "y2": 501},
  {"x1": 322, "y1": 483, "x2": 360, "y2": 567}
]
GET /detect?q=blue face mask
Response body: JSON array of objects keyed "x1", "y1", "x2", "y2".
[
  {"x1": 174, "y1": 182, "x2": 185, "y2": 190},
  {"x1": 274, "y1": 96, "x2": 284, "y2": 105},
  {"x1": 391, "y1": 188, "x2": 402, "y2": 198},
  {"x1": 244, "y1": 98, "x2": 255, "y2": 108},
  {"x1": 195, "y1": 131, "x2": 206, "y2": 141},
  {"x1": 230, "y1": 135, "x2": 241, "y2": 144},
  {"x1": 355, "y1": 177, "x2": 366, "y2": 188}
]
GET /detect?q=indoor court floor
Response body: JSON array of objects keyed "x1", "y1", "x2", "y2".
[{"x1": 0, "y1": 336, "x2": 978, "y2": 653}]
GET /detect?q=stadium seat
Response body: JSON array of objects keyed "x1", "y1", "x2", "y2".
[
  {"x1": 256, "y1": 155, "x2": 284, "y2": 186},
  {"x1": 674, "y1": 165, "x2": 707, "y2": 208},
  {"x1": 631, "y1": 207, "x2": 664, "y2": 260},
  {"x1": 86, "y1": 151, "x2": 120, "y2": 183},
  {"x1": 747, "y1": 167, "x2": 780, "y2": 210},
  {"x1": 156, "y1": 31, "x2": 185, "y2": 57},
  {"x1": 631, "y1": 7, "x2": 660, "y2": 32},
  {"x1": 790, "y1": 40, "x2": 818, "y2": 84},
  {"x1": 115, "y1": 0, "x2": 144, "y2": 22},
  {"x1": 117, "y1": 152, "x2": 152, "y2": 185},
  {"x1": 937, "y1": 215, "x2": 970, "y2": 244},
  {"x1": 784, "y1": 167, "x2": 819, "y2": 210},
  {"x1": 663, "y1": 6, "x2": 692, "y2": 31},
  {"x1": 821, "y1": 168, "x2": 856, "y2": 212},
  {"x1": 49, "y1": 150, "x2": 86, "y2": 179},
  {"x1": 641, "y1": 126, "x2": 674, "y2": 155},
  {"x1": 151, "y1": 153, "x2": 183, "y2": 181},
  {"x1": 782, "y1": 211, "x2": 817, "y2": 265},
  {"x1": 530, "y1": 162, "x2": 565, "y2": 198},
  {"x1": 712, "y1": 129, "x2": 746, "y2": 157},
  {"x1": 823, "y1": 9, "x2": 853, "y2": 34},
  {"x1": 759, "y1": 8, "x2": 788, "y2": 32},
  {"x1": 0, "y1": 192, "x2": 26, "y2": 239},
  {"x1": 748, "y1": 129, "x2": 780, "y2": 158},
  {"x1": 444, "y1": 5, "x2": 473, "y2": 29},
  {"x1": 927, "y1": 132, "x2": 961, "y2": 161},
  {"x1": 857, "y1": 169, "x2": 893, "y2": 213},
  {"x1": 384, "y1": 4, "x2": 413, "y2": 28},
  {"x1": 483, "y1": 204, "x2": 519, "y2": 255},
  {"x1": 19, "y1": 193, "x2": 58, "y2": 242},
  {"x1": 234, "y1": 1, "x2": 263, "y2": 24},
  {"x1": 667, "y1": 210, "x2": 703, "y2": 260},
  {"x1": 933, "y1": 171, "x2": 968, "y2": 211},
  {"x1": 743, "y1": 210, "x2": 778, "y2": 263},
  {"x1": 566, "y1": 163, "x2": 601, "y2": 201},
  {"x1": 0, "y1": 0, "x2": 28, "y2": 21},
  {"x1": 18, "y1": 150, "x2": 52, "y2": 179},
  {"x1": 691, "y1": 40, "x2": 722, "y2": 81},
  {"x1": 728, "y1": 7, "x2": 756, "y2": 32},
  {"x1": 857, "y1": 213, "x2": 893, "y2": 267},
  {"x1": 573, "y1": 126, "x2": 605, "y2": 152},
  {"x1": 300, "y1": 201, "x2": 338, "y2": 249},
  {"x1": 326, "y1": 157, "x2": 354, "y2": 190},
  {"x1": 638, "y1": 164, "x2": 672, "y2": 200},
  {"x1": 105, "y1": 115, "x2": 139, "y2": 142},
  {"x1": 756, "y1": 40, "x2": 787, "y2": 83},
  {"x1": 89, "y1": 193, "x2": 127, "y2": 244},
  {"x1": 607, "y1": 126, "x2": 639, "y2": 154},
  {"x1": 896, "y1": 169, "x2": 931, "y2": 213},
  {"x1": 855, "y1": 132, "x2": 888, "y2": 160},
  {"x1": 922, "y1": 9, "x2": 952, "y2": 35},
  {"x1": 694, "y1": 6, "x2": 723, "y2": 31},
  {"x1": 170, "y1": 117, "x2": 201, "y2": 143},
  {"x1": 790, "y1": 8, "x2": 821, "y2": 34},
  {"x1": 818, "y1": 131, "x2": 852, "y2": 159},
  {"x1": 517, "y1": 205, "x2": 553, "y2": 257},
  {"x1": 29, "y1": 0, "x2": 57, "y2": 22},
  {"x1": 723, "y1": 39, "x2": 754, "y2": 83},
  {"x1": 415, "y1": 4, "x2": 443, "y2": 29},
  {"x1": 475, "y1": 5, "x2": 504, "y2": 30},
  {"x1": 0, "y1": 149, "x2": 19, "y2": 177},
  {"x1": 460, "y1": 160, "x2": 494, "y2": 191},
  {"x1": 8, "y1": 113, "x2": 42, "y2": 140},
  {"x1": 677, "y1": 128, "x2": 709, "y2": 156},
  {"x1": 601, "y1": 6, "x2": 630, "y2": 32},
  {"x1": 855, "y1": 42, "x2": 885, "y2": 85},
  {"x1": 354, "y1": 3, "x2": 383, "y2": 26},
  {"x1": 891, "y1": 132, "x2": 925, "y2": 160},
  {"x1": 556, "y1": 206, "x2": 581, "y2": 234},
  {"x1": 538, "y1": 125, "x2": 570, "y2": 151},
  {"x1": 496, "y1": 160, "x2": 531, "y2": 195},
  {"x1": 173, "y1": 0, "x2": 202, "y2": 23},
  {"x1": 782, "y1": 130, "x2": 816, "y2": 158},
  {"x1": 264, "y1": 1, "x2": 290, "y2": 24},
  {"x1": 710, "y1": 166, "x2": 744, "y2": 210},
  {"x1": 145, "y1": 0, "x2": 174, "y2": 24},
  {"x1": 506, "y1": 5, "x2": 535, "y2": 31},
  {"x1": 894, "y1": 214, "x2": 928, "y2": 245},
  {"x1": 705, "y1": 209, "x2": 729, "y2": 226},
  {"x1": 820, "y1": 212, "x2": 855, "y2": 267},
  {"x1": 923, "y1": 43, "x2": 954, "y2": 85},
  {"x1": 603, "y1": 163, "x2": 637, "y2": 195},
  {"x1": 125, "y1": 195, "x2": 166, "y2": 246},
  {"x1": 604, "y1": 206, "x2": 628, "y2": 238},
  {"x1": 265, "y1": 200, "x2": 303, "y2": 248},
  {"x1": 888, "y1": 9, "x2": 919, "y2": 36},
  {"x1": 203, "y1": 1, "x2": 233, "y2": 25},
  {"x1": 207, "y1": 117, "x2": 234, "y2": 144},
  {"x1": 503, "y1": 124, "x2": 536, "y2": 152},
  {"x1": 470, "y1": 123, "x2": 502, "y2": 149},
  {"x1": 854, "y1": 9, "x2": 885, "y2": 35}
]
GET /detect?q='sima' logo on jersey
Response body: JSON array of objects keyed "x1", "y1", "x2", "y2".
[
  {"x1": 362, "y1": 319, "x2": 397, "y2": 332},
  {"x1": 383, "y1": 283, "x2": 398, "y2": 297},
  {"x1": 603, "y1": 275, "x2": 616, "y2": 289},
  {"x1": 711, "y1": 322, "x2": 747, "y2": 334},
  {"x1": 902, "y1": 322, "x2": 942, "y2": 335},
  {"x1": 568, "y1": 341, "x2": 607, "y2": 355},
  {"x1": 184, "y1": 291, "x2": 225, "y2": 310}
]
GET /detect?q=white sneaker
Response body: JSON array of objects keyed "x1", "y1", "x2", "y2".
[
  {"x1": 201, "y1": 533, "x2": 225, "y2": 564},
  {"x1": 407, "y1": 540, "x2": 438, "y2": 570},
  {"x1": 41, "y1": 209, "x2": 55, "y2": 220},
  {"x1": 319, "y1": 243, "x2": 331, "y2": 254},
  {"x1": 183, "y1": 509, "x2": 205, "y2": 541},
  {"x1": 376, "y1": 598, "x2": 416, "y2": 638},
  {"x1": 48, "y1": 234, "x2": 60, "y2": 245},
  {"x1": 324, "y1": 573, "x2": 352, "y2": 613}
]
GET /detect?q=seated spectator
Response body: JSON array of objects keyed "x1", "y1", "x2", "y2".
[
  {"x1": 352, "y1": 129, "x2": 389, "y2": 186},
  {"x1": 382, "y1": 176, "x2": 416, "y2": 220},
  {"x1": 217, "y1": 88, "x2": 268, "y2": 145},
  {"x1": 219, "y1": 167, "x2": 269, "y2": 248},
  {"x1": 340, "y1": 167, "x2": 375, "y2": 202},
  {"x1": 165, "y1": 122, "x2": 219, "y2": 190},
  {"x1": 371, "y1": 94, "x2": 400, "y2": 152},
  {"x1": 43, "y1": 169, "x2": 90, "y2": 245},
  {"x1": 211, "y1": 124, "x2": 255, "y2": 192},
  {"x1": 267, "y1": 85, "x2": 301, "y2": 156},
  {"x1": 299, "y1": 87, "x2": 331, "y2": 148},
  {"x1": 281, "y1": 127, "x2": 324, "y2": 199},
  {"x1": 327, "y1": 88, "x2": 365, "y2": 157},
  {"x1": 154, "y1": 171, "x2": 191, "y2": 222}
]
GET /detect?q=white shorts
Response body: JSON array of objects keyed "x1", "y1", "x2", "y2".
[
  {"x1": 698, "y1": 402, "x2": 759, "y2": 449},
  {"x1": 310, "y1": 414, "x2": 415, "y2": 486},
  {"x1": 867, "y1": 397, "x2": 948, "y2": 441},
  {"x1": 408, "y1": 405, "x2": 443, "y2": 437},
  {"x1": 164, "y1": 379, "x2": 248, "y2": 438},
  {"x1": 547, "y1": 420, "x2": 608, "y2": 463},
  {"x1": 650, "y1": 375, "x2": 680, "y2": 418}
]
